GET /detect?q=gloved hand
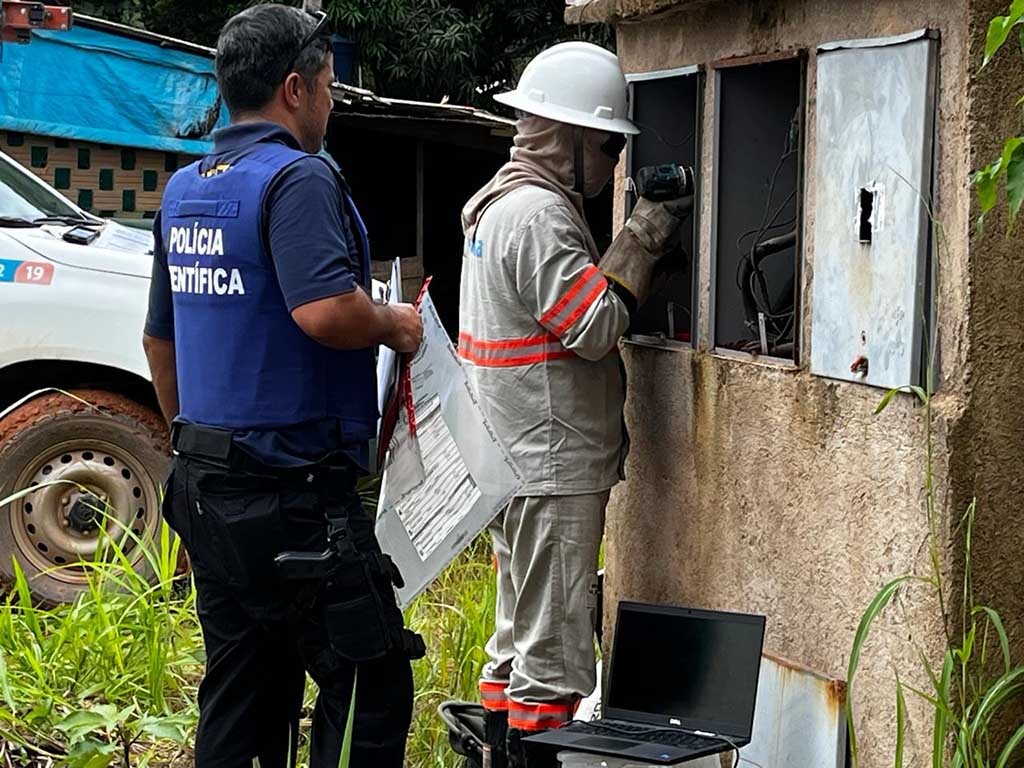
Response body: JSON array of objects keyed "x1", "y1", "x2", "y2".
[
  {"x1": 627, "y1": 196, "x2": 694, "y2": 256},
  {"x1": 599, "y1": 195, "x2": 692, "y2": 306}
]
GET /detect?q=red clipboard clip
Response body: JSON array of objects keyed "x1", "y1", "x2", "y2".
[{"x1": 377, "y1": 276, "x2": 432, "y2": 469}]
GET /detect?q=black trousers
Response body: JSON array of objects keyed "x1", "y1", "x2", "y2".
[{"x1": 163, "y1": 454, "x2": 415, "y2": 768}]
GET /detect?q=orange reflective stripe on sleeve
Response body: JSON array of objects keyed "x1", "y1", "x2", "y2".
[
  {"x1": 458, "y1": 331, "x2": 575, "y2": 368},
  {"x1": 539, "y1": 264, "x2": 608, "y2": 337}
]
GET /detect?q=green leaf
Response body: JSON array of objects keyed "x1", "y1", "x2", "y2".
[
  {"x1": 11, "y1": 557, "x2": 41, "y2": 641},
  {"x1": 958, "y1": 622, "x2": 978, "y2": 664},
  {"x1": 894, "y1": 677, "x2": 906, "y2": 768},
  {"x1": 971, "y1": 667, "x2": 1024, "y2": 735},
  {"x1": 995, "y1": 721, "x2": 1024, "y2": 768},
  {"x1": 0, "y1": 478, "x2": 87, "y2": 508},
  {"x1": 25, "y1": 698, "x2": 54, "y2": 725},
  {"x1": 846, "y1": 575, "x2": 916, "y2": 767},
  {"x1": 138, "y1": 715, "x2": 189, "y2": 744},
  {"x1": 999, "y1": 137, "x2": 1023, "y2": 176},
  {"x1": 984, "y1": 2, "x2": 1024, "y2": 66},
  {"x1": 1005, "y1": 141, "x2": 1024, "y2": 223},
  {"x1": 875, "y1": 388, "x2": 901, "y2": 414},
  {"x1": 973, "y1": 606, "x2": 1012, "y2": 675},
  {"x1": 985, "y1": 15, "x2": 1012, "y2": 65},
  {"x1": 65, "y1": 738, "x2": 118, "y2": 768},
  {"x1": 975, "y1": 165, "x2": 999, "y2": 215},
  {"x1": 934, "y1": 651, "x2": 953, "y2": 768},
  {"x1": 0, "y1": 651, "x2": 14, "y2": 711},
  {"x1": 340, "y1": 671, "x2": 356, "y2": 767},
  {"x1": 56, "y1": 710, "x2": 112, "y2": 743}
]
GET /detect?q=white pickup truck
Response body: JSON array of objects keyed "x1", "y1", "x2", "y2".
[
  {"x1": 0, "y1": 149, "x2": 391, "y2": 604},
  {"x1": 0, "y1": 148, "x2": 168, "y2": 605}
]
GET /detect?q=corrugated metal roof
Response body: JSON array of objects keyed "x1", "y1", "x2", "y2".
[
  {"x1": 72, "y1": 16, "x2": 514, "y2": 131},
  {"x1": 330, "y1": 83, "x2": 516, "y2": 130},
  {"x1": 76, "y1": 14, "x2": 216, "y2": 56}
]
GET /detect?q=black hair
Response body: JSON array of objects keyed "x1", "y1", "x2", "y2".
[{"x1": 215, "y1": 4, "x2": 331, "y2": 117}]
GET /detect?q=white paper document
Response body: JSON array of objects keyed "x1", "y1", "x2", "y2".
[
  {"x1": 376, "y1": 258, "x2": 402, "y2": 426},
  {"x1": 375, "y1": 291, "x2": 524, "y2": 607}
]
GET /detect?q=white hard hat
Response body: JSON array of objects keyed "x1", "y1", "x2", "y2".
[{"x1": 494, "y1": 42, "x2": 639, "y2": 135}]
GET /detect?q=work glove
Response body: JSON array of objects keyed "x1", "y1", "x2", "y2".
[{"x1": 599, "y1": 195, "x2": 693, "y2": 306}]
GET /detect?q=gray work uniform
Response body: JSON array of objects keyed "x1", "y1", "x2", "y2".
[{"x1": 459, "y1": 183, "x2": 631, "y2": 725}]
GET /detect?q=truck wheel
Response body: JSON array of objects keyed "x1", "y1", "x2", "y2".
[{"x1": 0, "y1": 389, "x2": 169, "y2": 606}]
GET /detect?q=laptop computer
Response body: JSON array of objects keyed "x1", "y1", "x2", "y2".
[{"x1": 526, "y1": 601, "x2": 767, "y2": 765}]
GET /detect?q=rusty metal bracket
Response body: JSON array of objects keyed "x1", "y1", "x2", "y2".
[{"x1": 1, "y1": 1, "x2": 72, "y2": 47}]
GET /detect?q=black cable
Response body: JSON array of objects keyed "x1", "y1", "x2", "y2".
[
  {"x1": 633, "y1": 120, "x2": 696, "y2": 150},
  {"x1": 735, "y1": 215, "x2": 796, "y2": 254},
  {"x1": 734, "y1": 157, "x2": 796, "y2": 292},
  {"x1": 741, "y1": 163, "x2": 798, "y2": 338}
]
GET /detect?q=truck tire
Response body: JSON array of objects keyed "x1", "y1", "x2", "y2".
[{"x1": 0, "y1": 389, "x2": 169, "y2": 606}]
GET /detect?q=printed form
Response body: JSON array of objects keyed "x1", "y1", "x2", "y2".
[{"x1": 375, "y1": 291, "x2": 524, "y2": 607}]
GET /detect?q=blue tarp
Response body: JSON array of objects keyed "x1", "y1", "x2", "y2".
[{"x1": 0, "y1": 24, "x2": 227, "y2": 154}]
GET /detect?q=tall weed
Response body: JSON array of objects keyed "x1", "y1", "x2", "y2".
[
  {"x1": 0, "y1": 513, "x2": 201, "y2": 768},
  {"x1": 1, "y1": 477, "x2": 494, "y2": 767}
]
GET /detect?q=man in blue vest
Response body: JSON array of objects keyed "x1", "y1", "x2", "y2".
[{"x1": 141, "y1": 5, "x2": 425, "y2": 766}]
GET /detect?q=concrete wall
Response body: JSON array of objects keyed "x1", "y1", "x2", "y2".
[{"x1": 570, "y1": 1, "x2": 1024, "y2": 765}]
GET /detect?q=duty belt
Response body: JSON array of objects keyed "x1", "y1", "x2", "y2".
[{"x1": 170, "y1": 421, "x2": 358, "y2": 482}]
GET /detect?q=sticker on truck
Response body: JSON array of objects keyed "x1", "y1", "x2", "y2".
[{"x1": 0, "y1": 259, "x2": 54, "y2": 285}]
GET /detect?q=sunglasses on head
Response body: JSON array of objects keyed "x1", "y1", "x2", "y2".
[{"x1": 281, "y1": 9, "x2": 330, "y2": 82}]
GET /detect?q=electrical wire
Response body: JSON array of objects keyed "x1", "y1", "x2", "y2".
[
  {"x1": 734, "y1": 186, "x2": 797, "y2": 292},
  {"x1": 734, "y1": 214, "x2": 796, "y2": 255},
  {"x1": 736, "y1": 144, "x2": 799, "y2": 347},
  {"x1": 633, "y1": 120, "x2": 696, "y2": 150},
  {"x1": 717, "y1": 734, "x2": 764, "y2": 768}
]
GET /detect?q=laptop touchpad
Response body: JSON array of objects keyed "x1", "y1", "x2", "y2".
[{"x1": 576, "y1": 736, "x2": 636, "y2": 750}]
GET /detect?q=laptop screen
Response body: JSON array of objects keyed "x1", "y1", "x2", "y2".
[{"x1": 605, "y1": 603, "x2": 766, "y2": 738}]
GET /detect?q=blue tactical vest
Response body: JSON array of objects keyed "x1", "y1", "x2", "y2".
[{"x1": 160, "y1": 140, "x2": 377, "y2": 441}]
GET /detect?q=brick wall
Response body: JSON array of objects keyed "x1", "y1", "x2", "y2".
[{"x1": 1, "y1": 130, "x2": 197, "y2": 219}]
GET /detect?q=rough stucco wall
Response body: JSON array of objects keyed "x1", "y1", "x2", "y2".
[
  {"x1": 947, "y1": 0, "x2": 1024, "y2": 738},
  {"x1": 591, "y1": 1, "x2": 1013, "y2": 766}
]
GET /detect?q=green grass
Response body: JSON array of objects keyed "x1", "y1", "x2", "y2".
[
  {"x1": 405, "y1": 538, "x2": 496, "y2": 767},
  {"x1": 0, "y1": 487, "x2": 494, "y2": 768},
  {"x1": 0, "y1": 520, "x2": 201, "y2": 768}
]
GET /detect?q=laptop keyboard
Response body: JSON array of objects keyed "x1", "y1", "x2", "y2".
[{"x1": 568, "y1": 720, "x2": 720, "y2": 750}]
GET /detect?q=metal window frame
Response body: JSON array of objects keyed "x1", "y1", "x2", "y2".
[
  {"x1": 707, "y1": 49, "x2": 808, "y2": 366},
  {"x1": 623, "y1": 64, "x2": 704, "y2": 352}
]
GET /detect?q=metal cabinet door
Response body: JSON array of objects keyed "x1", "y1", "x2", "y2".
[{"x1": 810, "y1": 31, "x2": 938, "y2": 389}]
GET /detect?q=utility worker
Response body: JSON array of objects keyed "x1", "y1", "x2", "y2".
[
  {"x1": 459, "y1": 42, "x2": 692, "y2": 768},
  {"x1": 141, "y1": 5, "x2": 425, "y2": 767}
]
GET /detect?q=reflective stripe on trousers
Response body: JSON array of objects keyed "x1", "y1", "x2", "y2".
[{"x1": 480, "y1": 492, "x2": 607, "y2": 727}]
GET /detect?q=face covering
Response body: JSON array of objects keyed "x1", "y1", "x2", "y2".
[{"x1": 579, "y1": 129, "x2": 626, "y2": 198}]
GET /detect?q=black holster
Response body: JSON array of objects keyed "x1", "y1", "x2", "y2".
[{"x1": 277, "y1": 509, "x2": 425, "y2": 662}]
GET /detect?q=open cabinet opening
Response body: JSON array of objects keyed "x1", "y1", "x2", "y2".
[
  {"x1": 624, "y1": 69, "x2": 701, "y2": 347},
  {"x1": 712, "y1": 56, "x2": 804, "y2": 361}
]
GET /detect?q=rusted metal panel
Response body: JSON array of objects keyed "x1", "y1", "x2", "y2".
[
  {"x1": 741, "y1": 653, "x2": 848, "y2": 767},
  {"x1": 809, "y1": 33, "x2": 939, "y2": 390}
]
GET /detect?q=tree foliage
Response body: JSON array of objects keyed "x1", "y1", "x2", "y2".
[
  {"x1": 972, "y1": 0, "x2": 1024, "y2": 229},
  {"x1": 67, "y1": 0, "x2": 612, "y2": 108},
  {"x1": 327, "y1": 0, "x2": 612, "y2": 106}
]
